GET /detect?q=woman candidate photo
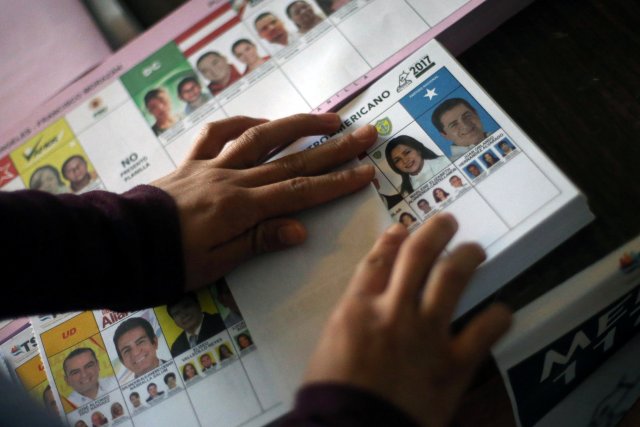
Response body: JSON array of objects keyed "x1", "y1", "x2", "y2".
[{"x1": 384, "y1": 135, "x2": 450, "y2": 196}]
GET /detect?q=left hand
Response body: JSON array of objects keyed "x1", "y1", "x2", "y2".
[
  {"x1": 303, "y1": 214, "x2": 512, "y2": 427},
  {"x1": 153, "y1": 113, "x2": 377, "y2": 291}
]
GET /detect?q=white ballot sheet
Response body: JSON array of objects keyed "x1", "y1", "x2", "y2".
[{"x1": 227, "y1": 39, "x2": 593, "y2": 408}]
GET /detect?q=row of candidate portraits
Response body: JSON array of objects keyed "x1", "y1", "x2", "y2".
[
  {"x1": 371, "y1": 97, "x2": 501, "y2": 205},
  {"x1": 143, "y1": 1, "x2": 352, "y2": 136},
  {"x1": 57, "y1": 281, "x2": 247, "y2": 409},
  {"x1": 29, "y1": 154, "x2": 101, "y2": 195},
  {"x1": 463, "y1": 139, "x2": 517, "y2": 180},
  {"x1": 237, "y1": 0, "x2": 352, "y2": 51},
  {"x1": 396, "y1": 174, "x2": 468, "y2": 228},
  {"x1": 71, "y1": 403, "x2": 126, "y2": 427}
]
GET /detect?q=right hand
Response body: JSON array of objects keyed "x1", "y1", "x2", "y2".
[
  {"x1": 304, "y1": 214, "x2": 512, "y2": 427},
  {"x1": 153, "y1": 113, "x2": 377, "y2": 292}
]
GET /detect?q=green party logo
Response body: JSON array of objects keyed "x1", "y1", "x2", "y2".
[{"x1": 375, "y1": 117, "x2": 392, "y2": 136}]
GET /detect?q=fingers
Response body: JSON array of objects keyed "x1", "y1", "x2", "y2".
[
  {"x1": 196, "y1": 218, "x2": 308, "y2": 286},
  {"x1": 420, "y1": 242, "x2": 486, "y2": 326},
  {"x1": 241, "y1": 125, "x2": 377, "y2": 187},
  {"x1": 346, "y1": 224, "x2": 409, "y2": 297},
  {"x1": 385, "y1": 214, "x2": 458, "y2": 307},
  {"x1": 453, "y1": 304, "x2": 512, "y2": 368},
  {"x1": 251, "y1": 164, "x2": 375, "y2": 218},
  {"x1": 188, "y1": 116, "x2": 268, "y2": 160},
  {"x1": 216, "y1": 113, "x2": 343, "y2": 168}
]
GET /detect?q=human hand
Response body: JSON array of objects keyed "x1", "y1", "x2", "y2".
[
  {"x1": 303, "y1": 214, "x2": 512, "y2": 427},
  {"x1": 153, "y1": 114, "x2": 377, "y2": 291}
]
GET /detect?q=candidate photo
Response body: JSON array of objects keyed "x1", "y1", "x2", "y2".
[
  {"x1": 61, "y1": 347, "x2": 118, "y2": 409},
  {"x1": 166, "y1": 291, "x2": 226, "y2": 357},
  {"x1": 423, "y1": 92, "x2": 500, "y2": 162},
  {"x1": 384, "y1": 135, "x2": 450, "y2": 197},
  {"x1": 112, "y1": 316, "x2": 168, "y2": 378},
  {"x1": 61, "y1": 154, "x2": 100, "y2": 194},
  {"x1": 496, "y1": 139, "x2": 517, "y2": 156},
  {"x1": 196, "y1": 51, "x2": 243, "y2": 96}
]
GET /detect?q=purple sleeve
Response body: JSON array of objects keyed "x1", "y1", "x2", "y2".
[
  {"x1": 280, "y1": 383, "x2": 421, "y2": 427},
  {"x1": 0, "y1": 185, "x2": 185, "y2": 317}
]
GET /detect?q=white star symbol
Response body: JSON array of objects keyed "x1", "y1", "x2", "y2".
[
  {"x1": 0, "y1": 163, "x2": 15, "y2": 186},
  {"x1": 424, "y1": 88, "x2": 438, "y2": 100}
]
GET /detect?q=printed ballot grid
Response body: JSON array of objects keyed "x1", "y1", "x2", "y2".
[
  {"x1": 363, "y1": 65, "x2": 561, "y2": 251},
  {"x1": 0, "y1": 0, "x2": 471, "y2": 195},
  {"x1": 31, "y1": 285, "x2": 277, "y2": 427}
]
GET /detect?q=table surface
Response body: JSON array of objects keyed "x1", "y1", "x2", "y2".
[{"x1": 452, "y1": 0, "x2": 640, "y2": 425}]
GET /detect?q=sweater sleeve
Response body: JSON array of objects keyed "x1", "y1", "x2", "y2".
[
  {"x1": 0, "y1": 185, "x2": 185, "y2": 317},
  {"x1": 280, "y1": 383, "x2": 421, "y2": 427}
]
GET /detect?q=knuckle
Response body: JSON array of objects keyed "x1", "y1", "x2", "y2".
[
  {"x1": 361, "y1": 252, "x2": 390, "y2": 272},
  {"x1": 290, "y1": 113, "x2": 310, "y2": 123},
  {"x1": 281, "y1": 153, "x2": 308, "y2": 178},
  {"x1": 242, "y1": 125, "x2": 265, "y2": 142},
  {"x1": 288, "y1": 176, "x2": 311, "y2": 193}
]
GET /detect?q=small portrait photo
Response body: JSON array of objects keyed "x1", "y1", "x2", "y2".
[
  {"x1": 163, "y1": 370, "x2": 183, "y2": 393},
  {"x1": 28, "y1": 165, "x2": 68, "y2": 195},
  {"x1": 61, "y1": 154, "x2": 101, "y2": 194},
  {"x1": 49, "y1": 336, "x2": 117, "y2": 413},
  {"x1": 199, "y1": 352, "x2": 217, "y2": 373},
  {"x1": 285, "y1": 1, "x2": 326, "y2": 36},
  {"x1": 176, "y1": 75, "x2": 212, "y2": 116},
  {"x1": 181, "y1": 361, "x2": 200, "y2": 382},
  {"x1": 101, "y1": 310, "x2": 172, "y2": 384},
  {"x1": 145, "y1": 381, "x2": 165, "y2": 403},
  {"x1": 432, "y1": 187, "x2": 450, "y2": 204},
  {"x1": 398, "y1": 211, "x2": 418, "y2": 228},
  {"x1": 415, "y1": 198, "x2": 433, "y2": 217},
  {"x1": 465, "y1": 161, "x2": 484, "y2": 180},
  {"x1": 382, "y1": 134, "x2": 451, "y2": 197},
  {"x1": 480, "y1": 150, "x2": 500, "y2": 168},
  {"x1": 314, "y1": 0, "x2": 352, "y2": 16},
  {"x1": 448, "y1": 174, "x2": 467, "y2": 191},
  {"x1": 246, "y1": 1, "x2": 301, "y2": 54},
  {"x1": 26, "y1": 141, "x2": 102, "y2": 195},
  {"x1": 406, "y1": 69, "x2": 500, "y2": 162},
  {"x1": 217, "y1": 342, "x2": 235, "y2": 362},
  {"x1": 156, "y1": 289, "x2": 225, "y2": 358},
  {"x1": 109, "y1": 400, "x2": 127, "y2": 421},
  {"x1": 128, "y1": 390, "x2": 145, "y2": 412},
  {"x1": 495, "y1": 139, "x2": 517, "y2": 157},
  {"x1": 210, "y1": 279, "x2": 244, "y2": 328},
  {"x1": 235, "y1": 331, "x2": 255, "y2": 351},
  {"x1": 120, "y1": 43, "x2": 193, "y2": 137},
  {"x1": 427, "y1": 94, "x2": 499, "y2": 162},
  {"x1": 90, "y1": 410, "x2": 109, "y2": 426},
  {"x1": 231, "y1": 38, "x2": 271, "y2": 76}
]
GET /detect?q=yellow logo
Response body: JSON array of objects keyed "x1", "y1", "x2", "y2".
[{"x1": 375, "y1": 117, "x2": 392, "y2": 136}]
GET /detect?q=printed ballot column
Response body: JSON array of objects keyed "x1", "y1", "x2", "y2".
[
  {"x1": 9, "y1": 119, "x2": 105, "y2": 196},
  {"x1": 66, "y1": 81, "x2": 177, "y2": 194}
]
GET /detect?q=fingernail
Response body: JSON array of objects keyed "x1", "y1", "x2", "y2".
[
  {"x1": 351, "y1": 125, "x2": 376, "y2": 142},
  {"x1": 386, "y1": 223, "x2": 407, "y2": 237},
  {"x1": 438, "y1": 212, "x2": 458, "y2": 232},
  {"x1": 356, "y1": 164, "x2": 375, "y2": 178},
  {"x1": 318, "y1": 113, "x2": 341, "y2": 126},
  {"x1": 278, "y1": 224, "x2": 307, "y2": 246}
]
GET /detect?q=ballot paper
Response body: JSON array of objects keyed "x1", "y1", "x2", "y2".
[
  {"x1": 0, "y1": 319, "x2": 64, "y2": 419},
  {"x1": 0, "y1": 1, "x2": 562, "y2": 426},
  {"x1": 227, "y1": 39, "x2": 593, "y2": 409},
  {"x1": 493, "y1": 236, "x2": 640, "y2": 427}
]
